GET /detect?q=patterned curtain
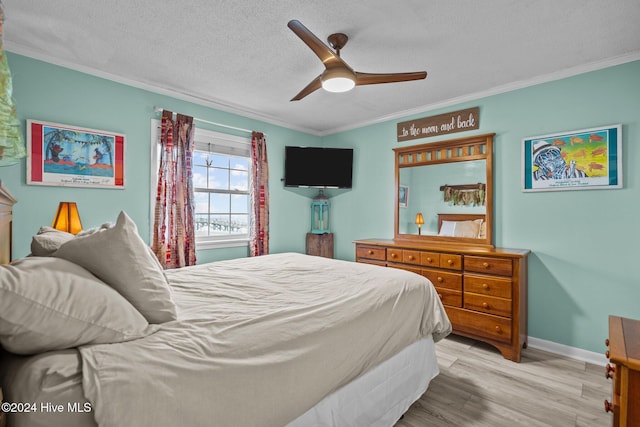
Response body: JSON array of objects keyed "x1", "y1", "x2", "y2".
[
  {"x1": 152, "y1": 110, "x2": 196, "y2": 268},
  {"x1": 250, "y1": 131, "x2": 269, "y2": 256}
]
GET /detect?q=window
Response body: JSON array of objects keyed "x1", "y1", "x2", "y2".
[{"x1": 151, "y1": 121, "x2": 251, "y2": 249}]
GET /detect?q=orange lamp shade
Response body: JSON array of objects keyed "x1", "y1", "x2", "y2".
[
  {"x1": 52, "y1": 202, "x2": 83, "y2": 234},
  {"x1": 415, "y1": 213, "x2": 424, "y2": 225}
]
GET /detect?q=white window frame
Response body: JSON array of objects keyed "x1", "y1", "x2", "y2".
[{"x1": 150, "y1": 120, "x2": 251, "y2": 250}]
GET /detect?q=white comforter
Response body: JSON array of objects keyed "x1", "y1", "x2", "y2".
[{"x1": 79, "y1": 253, "x2": 451, "y2": 427}]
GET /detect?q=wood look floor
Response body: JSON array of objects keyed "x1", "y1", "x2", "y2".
[{"x1": 395, "y1": 335, "x2": 612, "y2": 427}]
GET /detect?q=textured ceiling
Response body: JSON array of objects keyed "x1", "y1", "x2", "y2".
[{"x1": 4, "y1": 0, "x2": 640, "y2": 135}]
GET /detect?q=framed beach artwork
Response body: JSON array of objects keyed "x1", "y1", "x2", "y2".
[
  {"x1": 27, "y1": 120, "x2": 125, "y2": 189},
  {"x1": 522, "y1": 124, "x2": 622, "y2": 192}
]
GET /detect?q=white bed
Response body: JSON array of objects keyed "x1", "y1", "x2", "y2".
[{"x1": 0, "y1": 212, "x2": 451, "y2": 427}]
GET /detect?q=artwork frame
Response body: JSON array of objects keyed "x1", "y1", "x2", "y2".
[
  {"x1": 27, "y1": 120, "x2": 125, "y2": 189},
  {"x1": 399, "y1": 185, "x2": 409, "y2": 208},
  {"x1": 522, "y1": 124, "x2": 622, "y2": 192}
]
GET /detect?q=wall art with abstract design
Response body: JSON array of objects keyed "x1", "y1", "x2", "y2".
[{"x1": 522, "y1": 124, "x2": 621, "y2": 192}]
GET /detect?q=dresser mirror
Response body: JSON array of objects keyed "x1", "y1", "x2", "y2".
[{"x1": 394, "y1": 133, "x2": 495, "y2": 247}]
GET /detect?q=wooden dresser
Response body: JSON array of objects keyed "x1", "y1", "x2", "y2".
[
  {"x1": 355, "y1": 238, "x2": 529, "y2": 362},
  {"x1": 0, "y1": 182, "x2": 17, "y2": 265},
  {"x1": 605, "y1": 315, "x2": 640, "y2": 426}
]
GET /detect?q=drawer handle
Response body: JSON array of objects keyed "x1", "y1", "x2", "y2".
[
  {"x1": 482, "y1": 283, "x2": 489, "y2": 290},
  {"x1": 605, "y1": 364, "x2": 615, "y2": 379},
  {"x1": 605, "y1": 350, "x2": 610, "y2": 359},
  {"x1": 447, "y1": 259, "x2": 454, "y2": 265},
  {"x1": 495, "y1": 326, "x2": 502, "y2": 333},
  {"x1": 391, "y1": 253, "x2": 397, "y2": 258},
  {"x1": 437, "y1": 277, "x2": 443, "y2": 283},
  {"x1": 408, "y1": 255, "x2": 415, "y2": 261},
  {"x1": 604, "y1": 400, "x2": 614, "y2": 413},
  {"x1": 605, "y1": 338, "x2": 609, "y2": 347},
  {"x1": 482, "y1": 302, "x2": 489, "y2": 309},
  {"x1": 426, "y1": 257, "x2": 433, "y2": 262},
  {"x1": 483, "y1": 262, "x2": 489, "y2": 268},
  {"x1": 368, "y1": 250, "x2": 374, "y2": 255}
]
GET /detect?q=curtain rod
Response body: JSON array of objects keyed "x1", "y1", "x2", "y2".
[{"x1": 153, "y1": 106, "x2": 258, "y2": 135}]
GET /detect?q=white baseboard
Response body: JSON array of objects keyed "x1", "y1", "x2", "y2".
[{"x1": 527, "y1": 336, "x2": 608, "y2": 367}]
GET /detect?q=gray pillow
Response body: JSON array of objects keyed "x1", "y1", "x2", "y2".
[
  {"x1": 54, "y1": 211, "x2": 177, "y2": 324},
  {"x1": 30, "y1": 226, "x2": 75, "y2": 256},
  {"x1": 0, "y1": 257, "x2": 156, "y2": 355}
]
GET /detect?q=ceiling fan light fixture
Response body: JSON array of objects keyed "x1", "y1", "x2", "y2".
[{"x1": 321, "y1": 68, "x2": 356, "y2": 93}]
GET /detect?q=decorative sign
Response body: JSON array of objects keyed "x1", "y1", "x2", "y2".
[{"x1": 397, "y1": 107, "x2": 480, "y2": 142}]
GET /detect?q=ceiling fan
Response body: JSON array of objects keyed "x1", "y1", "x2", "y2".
[{"x1": 287, "y1": 19, "x2": 427, "y2": 101}]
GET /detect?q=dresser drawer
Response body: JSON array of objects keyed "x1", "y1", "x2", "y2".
[
  {"x1": 440, "y1": 253, "x2": 462, "y2": 271},
  {"x1": 464, "y1": 293, "x2": 512, "y2": 318},
  {"x1": 420, "y1": 251, "x2": 440, "y2": 267},
  {"x1": 421, "y1": 268, "x2": 462, "y2": 291},
  {"x1": 388, "y1": 262, "x2": 421, "y2": 275},
  {"x1": 465, "y1": 255, "x2": 512, "y2": 276},
  {"x1": 358, "y1": 259, "x2": 386, "y2": 267},
  {"x1": 435, "y1": 287, "x2": 462, "y2": 307},
  {"x1": 402, "y1": 250, "x2": 422, "y2": 265},
  {"x1": 387, "y1": 248, "x2": 402, "y2": 263},
  {"x1": 446, "y1": 306, "x2": 512, "y2": 344},
  {"x1": 464, "y1": 274, "x2": 512, "y2": 299},
  {"x1": 356, "y1": 245, "x2": 386, "y2": 261}
]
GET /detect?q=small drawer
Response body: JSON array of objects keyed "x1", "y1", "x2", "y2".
[
  {"x1": 356, "y1": 245, "x2": 386, "y2": 261},
  {"x1": 388, "y1": 262, "x2": 420, "y2": 275},
  {"x1": 420, "y1": 251, "x2": 440, "y2": 267},
  {"x1": 358, "y1": 259, "x2": 386, "y2": 267},
  {"x1": 465, "y1": 256, "x2": 513, "y2": 276},
  {"x1": 464, "y1": 293, "x2": 512, "y2": 317},
  {"x1": 421, "y1": 268, "x2": 462, "y2": 291},
  {"x1": 435, "y1": 287, "x2": 462, "y2": 307},
  {"x1": 464, "y1": 274, "x2": 512, "y2": 299},
  {"x1": 439, "y1": 254, "x2": 462, "y2": 271},
  {"x1": 403, "y1": 250, "x2": 422, "y2": 265},
  {"x1": 387, "y1": 249, "x2": 402, "y2": 262}
]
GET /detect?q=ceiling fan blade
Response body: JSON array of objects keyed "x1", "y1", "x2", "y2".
[
  {"x1": 288, "y1": 20, "x2": 340, "y2": 66},
  {"x1": 355, "y1": 71, "x2": 427, "y2": 86},
  {"x1": 291, "y1": 75, "x2": 323, "y2": 101}
]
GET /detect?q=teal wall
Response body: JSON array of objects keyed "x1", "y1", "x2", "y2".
[
  {"x1": 0, "y1": 53, "x2": 322, "y2": 262},
  {"x1": 2, "y1": 51, "x2": 639, "y2": 354},
  {"x1": 323, "y1": 60, "x2": 640, "y2": 354}
]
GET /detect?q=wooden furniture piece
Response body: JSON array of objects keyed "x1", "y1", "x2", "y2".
[
  {"x1": 394, "y1": 133, "x2": 494, "y2": 247},
  {"x1": 306, "y1": 233, "x2": 334, "y2": 258},
  {"x1": 0, "y1": 183, "x2": 11, "y2": 427},
  {"x1": 605, "y1": 315, "x2": 640, "y2": 426},
  {"x1": 355, "y1": 238, "x2": 529, "y2": 362},
  {"x1": 0, "y1": 181, "x2": 17, "y2": 265}
]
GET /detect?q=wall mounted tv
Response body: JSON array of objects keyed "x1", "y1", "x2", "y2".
[{"x1": 284, "y1": 146, "x2": 353, "y2": 188}]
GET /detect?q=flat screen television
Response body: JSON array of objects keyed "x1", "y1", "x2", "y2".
[{"x1": 284, "y1": 146, "x2": 353, "y2": 188}]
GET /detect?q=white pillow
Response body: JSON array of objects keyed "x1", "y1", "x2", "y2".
[
  {"x1": 438, "y1": 220, "x2": 457, "y2": 237},
  {"x1": 54, "y1": 211, "x2": 177, "y2": 324},
  {"x1": 439, "y1": 219, "x2": 483, "y2": 238},
  {"x1": 30, "y1": 226, "x2": 75, "y2": 256},
  {"x1": 0, "y1": 257, "x2": 156, "y2": 355}
]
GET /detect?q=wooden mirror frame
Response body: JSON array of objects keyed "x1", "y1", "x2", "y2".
[{"x1": 393, "y1": 133, "x2": 495, "y2": 247}]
